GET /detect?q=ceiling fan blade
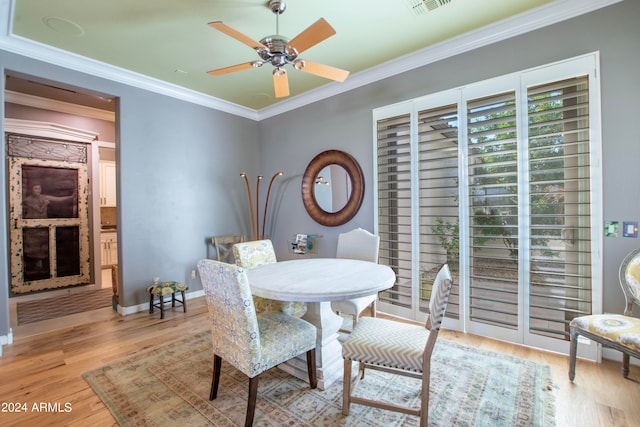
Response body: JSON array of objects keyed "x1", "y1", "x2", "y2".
[
  {"x1": 208, "y1": 21, "x2": 266, "y2": 50},
  {"x1": 297, "y1": 60, "x2": 349, "y2": 82},
  {"x1": 288, "y1": 18, "x2": 336, "y2": 54},
  {"x1": 273, "y1": 72, "x2": 290, "y2": 98},
  {"x1": 207, "y1": 62, "x2": 255, "y2": 76}
]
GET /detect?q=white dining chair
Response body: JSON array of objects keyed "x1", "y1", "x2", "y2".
[{"x1": 331, "y1": 228, "x2": 380, "y2": 331}]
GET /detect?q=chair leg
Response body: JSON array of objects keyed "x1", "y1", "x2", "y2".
[
  {"x1": 342, "y1": 359, "x2": 352, "y2": 415},
  {"x1": 181, "y1": 290, "x2": 187, "y2": 313},
  {"x1": 148, "y1": 293, "x2": 154, "y2": 314},
  {"x1": 159, "y1": 295, "x2": 165, "y2": 319},
  {"x1": 245, "y1": 376, "x2": 259, "y2": 427},
  {"x1": 306, "y1": 349, "x2": 317, "y2": 389},
  {"x1": 210, "y1": 355, "x2": 222, "y2": 400},
  {"x1": 622, "y1": 353, "x2": 630, "y2": 378},
  {"x1": 420, "y1": 365, "x2": 430, "y2": 427},
  {"x1": 568, "y1": 327, "x2": 578, "y2": 381}
]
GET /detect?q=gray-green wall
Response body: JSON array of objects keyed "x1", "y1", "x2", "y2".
[
  {"x1": 259, "y1": 0, "x2": 640, "y2": 316},
  {"x1": 1, "y1": 1, "x2": 638, "y2": 340},
  {"x1": 0, "y1": 51, "x2": 260, "y2": 336}
]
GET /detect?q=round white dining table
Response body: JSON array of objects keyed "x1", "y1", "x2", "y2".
[{"x1": 246, "y1": 258, "x2": 396, "y2": 390}]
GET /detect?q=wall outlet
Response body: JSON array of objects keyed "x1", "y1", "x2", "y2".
[{"x1": 191, "y1": 270, "x2": 197, "y2": 280}]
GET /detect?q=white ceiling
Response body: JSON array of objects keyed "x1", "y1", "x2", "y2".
[{"x1": 2, "y1": 0, "x2": 622, "y2": 117}]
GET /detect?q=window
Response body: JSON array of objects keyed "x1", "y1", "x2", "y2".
[{"x1": 374, "y1": 54, "x2": 602, "y2": 355}]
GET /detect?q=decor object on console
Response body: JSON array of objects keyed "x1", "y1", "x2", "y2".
[
  {"x1": 240, "y1": 170, "x2": 283, "y2": 241},
  {"x1": 342, "y1": 264, "x2": 453, "y2": 427},
  {"x1": 207, "y1": 0, "x2": 349, "y2": 98},
  {"x1": 196, "y1": 259, "x2": 317, "y2": 427},
  {"x1": 569, "y1": 248, "x2": 640, "y2": 380},
  {"x1": 287, "y1": 233, "x2": 318, "y2": 255}
]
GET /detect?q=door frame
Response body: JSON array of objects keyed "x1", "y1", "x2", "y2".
[{"x1": 5, "y1": 119, "x2": 100, "y2": 293}]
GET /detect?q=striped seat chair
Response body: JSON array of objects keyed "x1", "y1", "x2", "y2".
[{"x1": 341, "y1": 263, "x2": 453, "y2": 427}]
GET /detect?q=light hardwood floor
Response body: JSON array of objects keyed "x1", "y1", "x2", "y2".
[{"x1": 0, "y1": 297, "x2": 638, "y2": 427}]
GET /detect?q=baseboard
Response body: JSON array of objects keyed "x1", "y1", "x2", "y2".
[
  {"x1": 0, "y1": 329, "x2": 14, "y2": 357},
  {"x1": 117, "y1": 290, "x2": 204, "y2": 316}
]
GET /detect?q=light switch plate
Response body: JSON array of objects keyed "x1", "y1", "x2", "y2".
[
  {"x1": 604, "y1": 221, "x2": 619, "y2": 237},
  {"x1": 623, "y1": 221, "x2": 638, "y2": 238}
]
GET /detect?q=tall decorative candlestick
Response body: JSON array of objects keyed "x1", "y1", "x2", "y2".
[
  {"x1": 239, "y1": 173, "x2": 256, "y2": 241},
  {"x1": 262, "y1": 171, "x2": 284, "y2": 239},
  {"x1": 256, "y1": 175, "x2": 263, "y2": 240},
  {"x1": 240, "y1": 171, "x2": 284, "y2": 241}
]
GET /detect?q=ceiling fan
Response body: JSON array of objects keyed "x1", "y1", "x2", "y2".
[{"x1": 207, "y1": 0, "x2": 349, "y2": 98}]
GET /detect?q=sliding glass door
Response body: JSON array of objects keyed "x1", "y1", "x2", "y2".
[{"x1": 375, "y1": 54, "x2": 602, "y2": 355}]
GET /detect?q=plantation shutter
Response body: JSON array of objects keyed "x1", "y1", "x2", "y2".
[
  {"x1": 527, "y1": 76, "x2": 592, "y2": 340},
  {"x1": 377, "y1": 113, "x2": 413, "y2": 309},
  {"x1": 466, "y1": 91, "x2": 520, "y2": 329},
  {"x1": 417, "y1": 105, "x2": 460, "y2": 317},
  {"x1": 374, "y1": 54, "x2": 600, "y2": 354}
]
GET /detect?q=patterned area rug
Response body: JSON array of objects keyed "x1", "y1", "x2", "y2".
[
  {"x1": 83, "y1": 331, "x2": 555, "y2": 426},
  {"x1": 16, "y1": 288, "x2": 113, "y2": 325}
]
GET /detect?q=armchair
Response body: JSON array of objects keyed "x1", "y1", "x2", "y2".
[{"x1": 569, "y1": 248, "x2": 640, "y2": 380}]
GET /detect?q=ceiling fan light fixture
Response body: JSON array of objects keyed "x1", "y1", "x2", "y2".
[{"x1": 273, "y1": 67, "x2": 287, "y2": 77}]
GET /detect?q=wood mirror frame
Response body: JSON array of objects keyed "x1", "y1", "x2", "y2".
[{"x1": 301, "y1": 149, "x2": 364, "y2": 227}]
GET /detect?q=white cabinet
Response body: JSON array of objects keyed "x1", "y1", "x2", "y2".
[
  {"x1": 99, "y1": 160, "x2": 116, "y2": 207},
  {"x1": 100, "y1": 232, "x2": 118, "y2": 266}
]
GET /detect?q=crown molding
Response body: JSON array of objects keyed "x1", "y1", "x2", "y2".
[
  {"x1": 5, "y1": 90, "x2": 116, "y2": 122},
  {"x1": 0, "y1": 0, "x2": 623, "y2": 122},
  {"x1": 258, "y1": 0, "x2": 623, "y2": 119}
]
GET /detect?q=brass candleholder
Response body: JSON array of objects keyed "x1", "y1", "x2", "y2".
[{"x1": 240, "y1": 171, "x2": 284, "y2": 240}]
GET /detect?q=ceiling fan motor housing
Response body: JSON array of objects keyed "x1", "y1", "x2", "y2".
[{"x1": 257, "y1": 35, "x2": 298, "y2": 67}]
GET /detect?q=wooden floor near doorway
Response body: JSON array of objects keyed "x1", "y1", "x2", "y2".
[{"x1": 0, "y1": 296, "x2": 637, "y2": 427}]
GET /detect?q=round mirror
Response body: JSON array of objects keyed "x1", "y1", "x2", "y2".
[
  {"x1": 301, "y1": 150, "x2": 364, "y2": 226},
  {"x1": 313, "y1": 164, "x2": 351, "y2": 213}
]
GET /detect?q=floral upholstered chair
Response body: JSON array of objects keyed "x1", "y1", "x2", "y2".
[
  {"x1": 342, "y1": 264, "x2": 453, "y2": 427},
  {"x1": 232, "y1": 239, "x2": 306, "y2": 317},
  {"x1": 569, "y1": 248, "x2": 640, "y2": 380},
  {"x1": 196, "y1": 259, "x2": 317, "y2": 427}
]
